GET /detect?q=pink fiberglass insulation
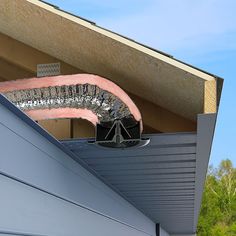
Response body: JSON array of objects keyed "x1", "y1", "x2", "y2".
[{"x1": 0, "y1": 74, "x2": 142, "y2": 129}]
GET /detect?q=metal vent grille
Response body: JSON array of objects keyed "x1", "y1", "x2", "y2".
[{"x1": 37, "y1": 63, "x2": 61, "y2": 77}]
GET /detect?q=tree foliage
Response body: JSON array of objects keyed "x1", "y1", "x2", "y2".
[{"x1": 197, "y1": 159, "x2": 236, "y2": 235}]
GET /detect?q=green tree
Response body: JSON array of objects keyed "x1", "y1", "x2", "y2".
[{"x1": 197, "y1": 159, "x2": 236, "y2": 236}]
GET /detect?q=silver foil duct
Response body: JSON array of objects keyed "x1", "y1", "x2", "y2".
[{"x1": 4, "y1": 84, "x2": 132, "y2": 124}]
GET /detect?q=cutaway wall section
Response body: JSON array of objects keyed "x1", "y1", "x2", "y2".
[
  {"x1": 0, "y1": 0, "x2": 222, "y2": 123},
  {"x1": 0, "y1": 32, "x2": 202, "y2": 137}
]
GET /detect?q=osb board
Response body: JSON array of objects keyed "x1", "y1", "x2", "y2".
[
  {"x1": 0, "y1": 33, "x2": 81, "y2": 75},
  {"x1": 204, "y1": 80, "x2": 217, "y2": 113},
  {"x1": 0, "y1": 57, "x2": 35, "y2": 80},
  {"x1": 0, "y1": 0, "x2": 222, "y2": 121}
]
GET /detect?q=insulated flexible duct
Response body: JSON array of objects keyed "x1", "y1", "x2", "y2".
[{"x1": 0, "y1": 74, "x2": 143, "y2": 146}]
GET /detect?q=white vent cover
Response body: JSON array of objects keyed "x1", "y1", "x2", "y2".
[{"x1": 37, "y1": 63, "x2": 61, "y2": 77}]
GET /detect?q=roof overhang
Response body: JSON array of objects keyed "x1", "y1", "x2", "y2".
[
  {"x1": 0, "y1": 0, "x2": 223, "y2": 121},
  {"x1": 0, "y1": 1, "x2": 222, "y2": 234}
]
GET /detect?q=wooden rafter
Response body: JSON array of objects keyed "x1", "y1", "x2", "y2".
[
  {"x1": 0, "y1": 33, "x2": 81, "y2": 75},
  {"x1": 130, "y1": 94, "x2": 197, "y2": 132}
]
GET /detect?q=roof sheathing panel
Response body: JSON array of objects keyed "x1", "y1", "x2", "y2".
[{"x1": 0, "y1": 0, "x2": 219, "y2": 120}]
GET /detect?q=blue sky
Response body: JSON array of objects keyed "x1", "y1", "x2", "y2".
[{"x1": 47, "y1": 0, "x2": 236, "y2": 167}]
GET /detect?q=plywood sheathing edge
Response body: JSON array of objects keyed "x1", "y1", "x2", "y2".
[{"x1": 204, "y1": 79, "x2": 217, "y2": 113}]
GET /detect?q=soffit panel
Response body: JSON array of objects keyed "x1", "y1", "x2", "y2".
[
  {"x1": 62, "y1": 133, "x2": 197, "y2": 234},
  {"x1": 61, "y1": 114, "x2": 216, "y2": 234}
]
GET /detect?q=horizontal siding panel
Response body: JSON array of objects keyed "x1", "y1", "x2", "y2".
[
  {"x1": 90, "y1": 162, "x2": 196, "y2": 171},
  {"x1": 0, "y1": 174, "x2": 152, "y2": 236},
  {"x1": 134, "y1": 201, "x2": 194, "y2": 207},
  {"x1": 122, "y1": 189, "x2": 195, "y2": 196},
  {"x1": 74, "y1": 146, "x2": 196, "y2": 158},
  {"x1": 97, "y1": 167, "x2": 195, "y2": 176},
  {"x1": 103, "y1": 175, "x2": 196, "y2": 183},
  {"x1": 129, "y1": 196, "x2": 195, "y2": 201},
  {"x1": 118, "y1": 186, "x2": 195, "y2": 192},
  {"x1": 80, "y1": 154, "x2": 196, "y2": 164},
  {"x1": 115, "y1": 182, "x2": 195, "y2": 189}
]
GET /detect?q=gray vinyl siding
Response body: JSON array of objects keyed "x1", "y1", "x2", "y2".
[{"x1": 0, "y1": 95, "x2": 156, "y2": 236}]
